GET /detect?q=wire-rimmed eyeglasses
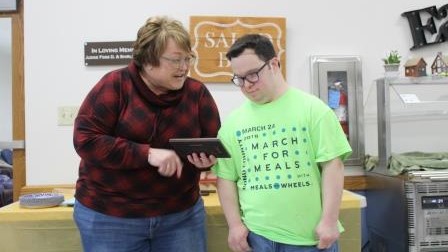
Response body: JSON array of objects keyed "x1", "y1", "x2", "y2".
[
  {"x1": 160, "y1": 55, "x2": 196, "y2": 69},
  {"x1": 231, "y1": 61, "x2": 269, "y2": 87}
]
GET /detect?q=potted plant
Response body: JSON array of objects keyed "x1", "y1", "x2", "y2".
[{"x1": 382, "y1": 50, "x2": 401, "y2": 73}]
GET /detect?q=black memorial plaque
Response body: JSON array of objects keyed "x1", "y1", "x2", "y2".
[{"x1": 84, "y1": 41, "x2": 134, "y2": 66}]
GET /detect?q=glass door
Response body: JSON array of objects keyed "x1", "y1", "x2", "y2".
[
  {"x1": 0, "y1": 18, "x2": 12, "y2": 143},
  {"x1": 310, "y1": 56, "x2": 365, "y2": 168},
  {"x1": 0, "y1": 17, "x2": 15, "y2": 206},
  {"x1": 0, "y1": 4, "x2": 25, "y2": 202}
]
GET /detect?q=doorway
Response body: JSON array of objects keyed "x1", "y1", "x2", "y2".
[
  {"x1": 0, "y1": 17, "x2": 14, "y2": 206},
  {"x1": 0, "y1": 1, "x2": 25, "y2": 202}
]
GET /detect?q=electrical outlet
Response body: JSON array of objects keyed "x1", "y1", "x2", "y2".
[{"x1": 57, "y1": 106, "x2": 79, "y2": 126}]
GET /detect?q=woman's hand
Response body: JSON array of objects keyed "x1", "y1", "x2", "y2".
[
  {"x1": 148, "y1": 148, "x2": 183, "y2": 178},
  {"x1": 187, "y1": 152, "x2": 217, "y2": 169}
]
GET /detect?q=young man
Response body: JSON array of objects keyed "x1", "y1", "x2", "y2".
[{"x1": 212, "y1": 34, "x2": 352, "y2": 252}]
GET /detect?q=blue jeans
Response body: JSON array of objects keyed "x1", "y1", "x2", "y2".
[
  {"x1": 73, "y1": 198, "x2": 206, "y2": 252},
  {"x1": 248, "y1": 231, "x2": 339, "y2": 252}
]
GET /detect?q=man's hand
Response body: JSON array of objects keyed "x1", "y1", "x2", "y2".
[
  {"x1": 315, "y1": 220, "x2": 339, "y2": 249},
  {"x1": 228, "y1": 223, "x2": 252, "y2": 252}
]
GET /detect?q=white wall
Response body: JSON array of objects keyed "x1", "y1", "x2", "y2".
[
  {"x1": 24, "y1": 0, "x2": 448, "y2": 185},
  {"x1": 0, "y1": 18, "x2": 12, "y2": 141}
]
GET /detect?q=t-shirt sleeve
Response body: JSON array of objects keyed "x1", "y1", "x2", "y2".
[{"x1": 310, "y1": 108, "x2": 352, "y2": 163}]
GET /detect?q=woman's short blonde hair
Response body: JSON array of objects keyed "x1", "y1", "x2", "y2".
[{"x1": 133, "y1": 16, "x2": 191, "y2": 68}]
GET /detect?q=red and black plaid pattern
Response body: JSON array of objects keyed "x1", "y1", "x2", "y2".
[{"x1": 73, "y1": 61, "x2": 220, "y2": 218}]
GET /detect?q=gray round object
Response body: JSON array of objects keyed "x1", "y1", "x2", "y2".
[{"x1": 19, "y1": 193, "x2": 65, "y2": 208}]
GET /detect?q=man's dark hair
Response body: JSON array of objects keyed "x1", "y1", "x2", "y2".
[{"x1": 226, "y1": 34, "x2": 276, "y2": 62}]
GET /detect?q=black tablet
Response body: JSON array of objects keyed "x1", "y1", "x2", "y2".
[{"x1": 169, "y1": 138, "x2": 230, "y2": 158}]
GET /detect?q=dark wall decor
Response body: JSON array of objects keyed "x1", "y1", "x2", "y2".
[
  {"x1": 84, "y1": 41, "x2": 133, "y2": 66},
  {"x1": 402, "y1": 4, "x2": 448, "y2": 50}
]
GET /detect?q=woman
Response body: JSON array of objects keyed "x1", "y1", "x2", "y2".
[{"x1": 73, "y1": 16, "x2": 221, "y2": 252}]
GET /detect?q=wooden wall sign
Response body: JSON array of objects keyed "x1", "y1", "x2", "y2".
[{"x1": 190, "y1": 16, "x2": 286, "y2": 83}]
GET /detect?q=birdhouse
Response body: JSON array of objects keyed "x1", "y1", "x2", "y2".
[
  {"x1": 431, "y1": 52, "x2": 448, "y2": 76},
  {"x1": 404, "y1": 57, "x2": 427, "y2": 77}
]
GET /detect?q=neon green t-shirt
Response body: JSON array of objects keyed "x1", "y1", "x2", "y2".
[{"x1": 212, "y1": 88, "x2": 352, "y2": 245}]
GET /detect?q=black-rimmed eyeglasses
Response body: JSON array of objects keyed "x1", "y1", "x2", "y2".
[{"x1": 231, "y1": 61, "x2": 269, "y2": 87}]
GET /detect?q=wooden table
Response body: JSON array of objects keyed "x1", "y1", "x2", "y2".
[{"x1": 0, "y1": 190, "x2": 365, "y2": 252}]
